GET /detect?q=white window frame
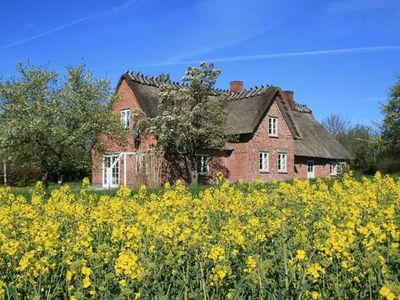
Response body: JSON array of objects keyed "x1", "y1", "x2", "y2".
[
  {"x1": 102, "y1": 154, "x2": 120, "y2": 188},
  {"x1": 307, "y1": 160, "x2": 315, "y2": 178},
  {"x1": 336, "y1": 162, "x2": 346, "y2": 175},
  {"x1": 196, "y1": 155, "x2": 210, "y2": 175},
  {"x1": 278, "y1": 153, "x2": 287, "y2": 173},
  {"x1": 259, "y1": 151, "x2": 269, "y2": 172},
  {"x1": 268, "y1": 116, "x2": 278, "y2": 137},
  {"x1": 330, "y1": 163, "x2": 338, "y2": 175},
  {"x1": 121, "y1": 109, "x2": 131, "y2": 129}
]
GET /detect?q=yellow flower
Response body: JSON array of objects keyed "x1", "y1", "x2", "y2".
[
  {"x1": 66, "y1": 271, "x2": 73, "y2": 282},
  {"x1": 379, "y1": 286, "x2": 396, "y2": 300},
  {"x1": 35, "y1": 180, "x2": 43, "y2": 189},
  {"x1": 0, "y1": 280, "x2": 4, "y2": 299},
  {"x1": 311, "y1": 291, "x2": 321, "y2": 299},
  {"x1": 82, "y1": 177, "x2": 90, "y2": 188},
  {"x1": 307, "y1": 263, "x2": 325, "y2": 281},
  {"x1": 210, "y1": 265, "x2": 230, "y2": 284},
  {"x1": 0, "y1": 170, "x2": 400, "y2": 298},
  {"x1": 31, "y1": 194, "x2": 41, "y2": 205},
  {"x1": 115, "y1": 251, "x2": 144, "y2": 280},
  {"x1": 119, "y1": 279, "x2": 127, "y2": 287},
  {"x1": 82, "y1": 276, "x2": 91, "y2": 288},
  {"x1": 231, "y1": 249, "x2": 238, "y2": 258},
  {"x1": 81, "y1": 266, "x2": 92, "y2": 276},
  {"x1": 208, "y1": 245, "x2": 225, "y2": 262},
  {"x1": 244, "y1": 256, "x2": 257, "y2": 274},
  {"x1": 295, "y1": 250, "x2": 306, "y2": 260}
]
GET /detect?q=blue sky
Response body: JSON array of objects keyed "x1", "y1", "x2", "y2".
[{"x1": 1, "y1": 0, "x2": 400, "y2": 127}]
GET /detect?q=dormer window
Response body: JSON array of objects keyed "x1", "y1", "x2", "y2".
[
  {"x1": 121, "y1": 109, "x2": 130, "y2": 128},
  {"x1": 268, "y1": 117, "x2": 278, "y2": 136}
]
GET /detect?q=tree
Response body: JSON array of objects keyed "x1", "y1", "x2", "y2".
[
  {"x1": 0, "y1": 63, "x2": 127, "y2": 182},
  {"x1": 322, "y1": 114, "x2": 350, "y2": 139},
  {"x1": 322, "y1": 114, "x2": 377, "y2": 171},
  {"x1": 382, "y1": 75, "x2": 400, "y2": 149},
  {"x1": 343, "y1": 124, "x2": 375, "y2": 170},
  {"x1": 144, "y1": 62, "x2": 227, "y2": 182},
  {"x1": 377, "y1": 76, "x2": 400, "y2": 173}
]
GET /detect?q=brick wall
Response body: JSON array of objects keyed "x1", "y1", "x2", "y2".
[
  {"x1": 294, "y1": 156, "x2": 333, "y2": 179},
  {"x1": 221, "y1": 100, "x2": 295, "y2": 182},
  {"x1": 92, "y1": 79, "x2": 157, "y2": 186}
]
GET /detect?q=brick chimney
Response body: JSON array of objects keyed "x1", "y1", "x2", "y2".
[
  {"x1": 229, "y1": 81, "x2": 243, "y2": 93},
  {"x1": 283, "y1": 90, "x2": 295, "y2": 110}
]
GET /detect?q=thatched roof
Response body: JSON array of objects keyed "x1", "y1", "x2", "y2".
[
  {"x1": 117, "y1": 71, "x2": 351, "y2": 160},
  {"x1": 290, "y1": 111, "x2": 352, "y2": 159},
  {"x1": 124, "y1": 79, "x2": 159, "y2": 118},
  {"x1": 119, "y1": 72, "x2": 299, "y2": 136},
  {"x1": 225, "y1": 88, "x2": 279, "y2": 134}
]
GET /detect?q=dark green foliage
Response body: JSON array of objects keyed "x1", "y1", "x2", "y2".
[
  {"x1": 382, "y1": 75, "x2": 400, "y2": 149},
  {"x1": 0, "y1": 63, "x2": 127, "y2": 182},
  {"x1": 379, "y1": 75, "x2": 400, "y2": 173},
  {"x1": 322, "y1": 114, "x2": 379, "y2": 171}
]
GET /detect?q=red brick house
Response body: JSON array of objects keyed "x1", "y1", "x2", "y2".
[{"x1": 92, "y1": 72, "x2": 351, "y2": 188}]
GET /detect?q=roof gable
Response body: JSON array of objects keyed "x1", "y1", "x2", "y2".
[{"x1": 224, "y1": 88, "x2": 299, "y2": 138}]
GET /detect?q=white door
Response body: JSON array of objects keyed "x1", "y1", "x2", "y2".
[
  {"x1": 103, "y1": 155, "x2": 120, "y2": 188},
  {"x1": 307, "y1": 160, "x2": 315, "y2": 179}
]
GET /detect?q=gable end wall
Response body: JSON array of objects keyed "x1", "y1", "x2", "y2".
[
  {"x1": 220, "y1": 99, "x2": 295, "y2": 182},
  {"x1": 91, "y1": 79, "x2": 156, "y2": 186}
]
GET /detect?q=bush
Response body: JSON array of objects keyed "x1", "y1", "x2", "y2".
[
  {"x1": 7, "y1": 164, "x2": 42, "y2": 186},
  {"x1": 376, "y1": 149, "x2": 400, "y2": 174}
]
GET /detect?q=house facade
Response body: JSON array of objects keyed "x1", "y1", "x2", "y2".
[{"x1": 92, "y1": 72, "x2": 351, "y2": 188}]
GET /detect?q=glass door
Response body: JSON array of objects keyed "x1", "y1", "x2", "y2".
[
  {"x1": 103, "y1": 155, "x2": 120, "y2": 188},
  {"x1": 307, "y1": 160, "x2": 315, "y2": 179}
]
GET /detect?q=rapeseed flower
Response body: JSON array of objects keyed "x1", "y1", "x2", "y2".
[{"x1": 0, "y1": 172, "x2": 399, "y2": 298}]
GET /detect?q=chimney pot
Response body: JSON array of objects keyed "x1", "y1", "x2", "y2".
[
  {"x1": 230, "y1": 81, "x2": 243, "y2": 93},
  {"x1": 283, "y1": 90, "x2": 295, "y2": 110}
]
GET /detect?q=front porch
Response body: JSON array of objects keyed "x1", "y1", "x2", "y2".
[{"x1": 95, "y1": 150, "x2": 162, "y2": 189}]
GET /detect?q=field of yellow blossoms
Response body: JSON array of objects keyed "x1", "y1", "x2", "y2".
[{"x1": 0, "y1": 173, "x2": 400, "y2": 299}]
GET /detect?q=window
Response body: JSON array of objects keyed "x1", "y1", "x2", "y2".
[
  {"x1": 339, "y1": 162, "x2": 346, "y2": 174},
  {"x1": 307, "y1": 160, "x2": 315, "y2": 178},
  {"x1": 307, "y1": 161, "x2": 314, "y2": 173},
  {"x1": 268, "y1": 117, "x2": 278, "y2": 136},
  {"x1": 278, "y1": 153, "x2": 287, "y2": 173},
  {"x1": 196, "y1": 155, "x2": 210, "y2": 174},
  {"x1": 330, "y1": 163, "x2": 338, "y2": 175},
  {"x1": 121, "y1": 109, "x2": 131, "y2": 128},
  {"x1": 103, "y1": 155, "x2": 119, "y2": 188},
  {"x1": 259, "y1": 152, "x2": 269, "y2": 172}
]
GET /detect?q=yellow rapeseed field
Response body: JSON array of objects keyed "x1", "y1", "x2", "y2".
[{"x1": 0, "y1": 173, "x2": 399, "y2": 299}]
